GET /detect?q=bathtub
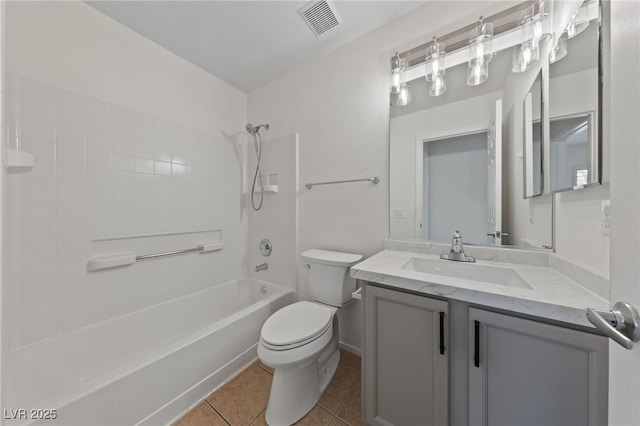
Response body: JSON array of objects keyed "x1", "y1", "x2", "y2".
[{"x1": 5, "y1": 278, "x2": 296, "y2": 425}]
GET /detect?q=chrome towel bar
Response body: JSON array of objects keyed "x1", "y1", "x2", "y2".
[
  {"x1": 88, "y1": 241, "x2": 223, "y2": 271},
  {"x1": 305, "y1": 176, "x2": 380, "y2": 189}
]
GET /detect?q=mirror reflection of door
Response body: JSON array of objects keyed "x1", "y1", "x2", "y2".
[{"x1": 420, "y1": 131, "x2": 489, "y2": 245}]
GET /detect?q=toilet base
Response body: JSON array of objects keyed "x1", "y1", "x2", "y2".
[{"x1": 264, "y1": 320, "x2": 340, "y2": 425}]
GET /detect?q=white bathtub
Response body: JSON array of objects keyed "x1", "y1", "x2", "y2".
[{"x1": 5, "y1": 278, "x2": 296, "y2": 425}]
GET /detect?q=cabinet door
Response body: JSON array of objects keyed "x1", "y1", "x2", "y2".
[
  {"x1": 469, "y1": 308, "x2": 608, "y2": 426},
  {"x1": 364, "y1": 285, "x2": 449, "y2": 426}
]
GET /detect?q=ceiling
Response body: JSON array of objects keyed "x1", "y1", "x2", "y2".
[{"x1": 87, "y1": 1, "x2": 428, "y2": 93}]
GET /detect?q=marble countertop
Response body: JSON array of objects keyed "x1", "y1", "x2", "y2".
[{"x1": 350, "y1": 249, "x2": 609, "y2": 328}]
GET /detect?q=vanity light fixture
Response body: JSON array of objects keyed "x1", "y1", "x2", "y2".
[
  {"x1": 390, "y1": 52, "x2": 406, "y2": 94},
  {"x1": 467, "y1": 16, "x2": 494, "y2": 86},
  {"x1": 566, "y1": 0, "x2": 589, "y2": 38},
  {"x1": 512, "y1": 1, "x2": 548, "y2": 73},
  {"x1": 425, "y1": 37, "x2": 447, "y2": 96},
  {"x1": 396, "y1": 82, "x2": 412, "y2": 106},
  {"x1": 549, "y1": 32, "x2": 568, "y2": 64}
]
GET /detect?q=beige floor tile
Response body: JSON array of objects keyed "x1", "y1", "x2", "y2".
[
  {"x1": 173, "y1": 402, "x2": 228, "y2": 426},
  {"x1": 254, "y1": 359, "x2": 274, "y2": 375},
  {"x1": 338, "y1": 349, "x2": 361, "y2": 372},
  {"x1": 328, "y1": 417, "x2": 349, "y2": 426},
  {"x1": 248, "y1": 411, "x2": 267, "y2": 426},
  {"x1": 335, "y1": 378, "x2": 364, "y2": 426},
  {"x1": 295, "y1": 406, "x2": 333, "y2": 425},
  {"x1": 207, "y1": 365, "x2": 273, "y2": 425},
  {"x1": 318, "y1": 359, "x2": 359, "y2": 414}
]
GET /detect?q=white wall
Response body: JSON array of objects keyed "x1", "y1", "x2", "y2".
[{"x1": 2, "y1": 0, "x2": 247, "y2": 353}]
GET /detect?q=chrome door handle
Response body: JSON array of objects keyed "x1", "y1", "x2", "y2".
[{"x1": 586, "y1": 302, "x2": 640, "y2": 350}]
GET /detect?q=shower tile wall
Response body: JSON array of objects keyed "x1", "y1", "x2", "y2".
[{"x1": 6, "y1": 77, "x2": 244, "y2": 348}]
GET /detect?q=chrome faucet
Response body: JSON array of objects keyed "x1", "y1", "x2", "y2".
[
  {"x1": 440, "y1": 230, "x2": 476, "y2": 263},
  {"x1": 255, "y1": 262, "x2": 269, "y2": 272}
]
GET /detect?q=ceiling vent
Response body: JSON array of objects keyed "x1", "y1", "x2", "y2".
[{"x1": 298, "y1": 0, "x2": 343, "y2": 37}]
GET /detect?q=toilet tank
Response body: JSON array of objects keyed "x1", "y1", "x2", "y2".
[{"x1": 301, "y1": 249, "x2": 363, "y2": 306}]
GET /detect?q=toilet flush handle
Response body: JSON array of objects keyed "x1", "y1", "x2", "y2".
[{"x1": 303, "y1": 264, "x2": 310, "y2": 269}]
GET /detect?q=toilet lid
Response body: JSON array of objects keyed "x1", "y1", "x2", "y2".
[{"x1": 261, "y1": 301, "x2": 333, "y2": 348}]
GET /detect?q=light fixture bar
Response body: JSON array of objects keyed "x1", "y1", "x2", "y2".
[{"x1": 396, "y1": 0, "x2": 555, "y2": 84}]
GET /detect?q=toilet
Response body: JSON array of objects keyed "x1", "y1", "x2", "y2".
[{"x1": 257, "y1": 249, "x2": 363, "y2": 425}]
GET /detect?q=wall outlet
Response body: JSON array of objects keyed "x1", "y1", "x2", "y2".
[{"x1": 601, "y1": 200, "x2": 611, "y2": 235}]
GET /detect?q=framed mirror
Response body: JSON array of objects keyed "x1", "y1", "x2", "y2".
[{"x1": 548, "y1": 0, "x2": 601, "y2": 192}]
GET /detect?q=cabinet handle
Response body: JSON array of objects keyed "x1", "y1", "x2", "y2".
[
  {"x1": 439, "y1": 311, "x2": 445, "y2": 355},
  {"x1": 474, "y1": 320, "x2": 480, "y2": 368}
]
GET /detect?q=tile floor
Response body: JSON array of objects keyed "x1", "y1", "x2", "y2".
[{"x1": 174, "y1": 349, "x2": 364, "y2": 426}]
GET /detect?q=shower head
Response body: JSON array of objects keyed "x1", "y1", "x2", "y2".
[{"x1": 246, "y1": 123, "x2": 270, "y2": 135}]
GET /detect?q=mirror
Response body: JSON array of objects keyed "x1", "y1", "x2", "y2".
[
  {"x1": 523, "y1": 71, "x2": 544, "y2": 198},
  {"x1": 389, "y1": 1, "x2": 601, "y2": 249},
  {"x1": 548, "y1": 1, "x2": 600, "y2": 192}
]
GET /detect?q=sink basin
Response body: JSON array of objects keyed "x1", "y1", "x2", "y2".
[{"x1": 402, "y1": 257, "x2": 532, "y2": 289}]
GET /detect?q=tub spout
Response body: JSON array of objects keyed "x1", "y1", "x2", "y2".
[{"x1": 256, "y1": 263, "x2": 268, "y2": 272}]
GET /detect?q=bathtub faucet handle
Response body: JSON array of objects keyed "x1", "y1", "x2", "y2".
[{"x1": 256, "y1": 263, "x2": 268, "y2": 272}]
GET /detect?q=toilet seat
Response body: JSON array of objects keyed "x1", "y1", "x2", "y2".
[{"x1": 260, "y1": 301, "x2": 335, "y2": 351}]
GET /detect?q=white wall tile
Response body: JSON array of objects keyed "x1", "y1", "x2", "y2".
[
  {"x1": 56, "y1": 164, "x2": 85, "y2": 183},
  {"x1": 22, "y1": 180, "x2": 55, "y2": 201},
  {"x1": 22, "y1": 200, "x2": 56, "y2": 222},
  {"x1": 86, "y1": 149, "x2": 111, "y2": 168},
  {"x1": 56, "y1": 239, "x2": 88, "y2": 259},
  {"x1": 22, "y1": 260, "x2": 56, "y2": 284},
  {"x1": 23, "y1": 160, "x2": 55, "y2": 182},
  {"x1": 154, "y1": 161, "x2": 171, "y2": 176},
  {"x1": 111, "y1": 105, "x2": 134, "y2": 126},
  {"x1": 57, "y1": 220, "x2": 87, "y2": 240},
  {"x1": 21, "y1": 77, "x2": 55, "y2": 106},
  {"x1": 22, "y1": 96, "x2": 56, "y2": 122},
  {"x1": 21, "y1": 139, "x2": 55, "y2": 162},
  {"x1": 112, "y1": 121, "x2": 134, "y2": 155},
  {"x1": 153, "y1": 118, "x2": 172, "y2": 162},
  {"x1": 135, "y1": 157, "x2": 154, "y2": 175},
  {"x1": 57, "y1": 106, "x2": 85, "y2": 130},
  {"x1": 113, "y1": 153, "x2": 134, "y2": 171},
  {"x1": 56, "y1": 87, "x2": 85, "y2": 112},
  {"x1": 22, "y1": 280, "x2": 56, "y2": 305},
  {"x1": 21, "y1": 117, "x2": 55, "y2": 142},
  {"x1": 56, "y1": 124, "x2": 85, "y2": 146},
  {"x1": 87, "y1": 184, "x2": 112, "y2": 203},
  {"x1": 57, "y1": 182, "x2": 86, "y2": 201},
  {"x1": 57, "y1": 201, "x2": 87, "y2": 221},
  {"x1": 86, "y1": 167, "x2": 111, "y2": 185},
  {"x1": 21, "y1": 241, "x2": 56, "y2": 262},
  {"x1": 113, "y1": 186, "x2": 135, "y2": 204},
  {"x1": 22, "y1": 221, "x2": 56, "y2": 242},
  {"x1": 88, "y1": 220, "x2": 113, "y2": 240},
  {"x1": 57, "y1": 143, "x2": 85, "y2": 165}
]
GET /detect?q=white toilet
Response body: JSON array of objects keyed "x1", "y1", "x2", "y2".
[{"x1": 257, "y1": 249, "x2": 363, "y2": 425}]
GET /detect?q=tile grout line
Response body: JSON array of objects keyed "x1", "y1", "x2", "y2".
[
  {"x1": 204, "y1": 398, "x2": 232, "y2": 426},
  {"x1": 334, "y1": 376, "x2": 360, "y2": 426}
]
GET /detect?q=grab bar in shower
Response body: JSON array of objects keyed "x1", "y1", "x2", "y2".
[
  {"x1": 87, "y1": 241, "x2": 224, "y2": 271},
  {"x1": 304, "y1": 176, "x2": 380, "y2": 190}
]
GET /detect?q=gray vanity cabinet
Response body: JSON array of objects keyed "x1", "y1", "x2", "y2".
[
  {"x1": 363, "y1": 284, "x2": 449, "y2": 426},
  {"x1": 468, "y1": 308, "x2": 608, "y2": 426}
]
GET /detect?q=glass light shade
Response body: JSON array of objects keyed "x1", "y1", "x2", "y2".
[
  {"x1": 425, "y1": 39, "x2": 446, "y2": 82},
  {"x1": 467, "y1": 61, "x2": 489, "y2": 86},
  {"x1": 512, "y1": 38, "x2": 539, "y2": 73},
  {"x1": 429, "y1": 72, "x2": 447, "y2": 96},
  {"x1": 390, "y1": 53, "x2": 406, "y2": 94},
  {"x1": 549, "y1": 34, "x2": 568, "y2": 64},
  {"x1": 469, "y1": 21, "x2": 494, "y2": 65},
  {"x1": 396, "y1": 82, "x2": 412, "y2": 106},
  {"x1": 567, "y1": 1, "x2": 589, "y2": 39}
]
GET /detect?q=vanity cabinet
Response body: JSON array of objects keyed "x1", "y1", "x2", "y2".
[
  {"x1": 362, "y1": 284, "x2": 609, "y2": 426},
  {"x1": 469, "y1": 308, "x2": 608, "y2": 426},
  {"x1": 363, "y1": 284, "x2": 449, "y2": 426}
]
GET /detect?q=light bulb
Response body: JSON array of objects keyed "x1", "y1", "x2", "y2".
[
  {"x1": 430, "y1": 72, "x2": 447, "y2": 96},
  {"x1": 396, "y1": 82, "x2": 412, "y2": 106}
]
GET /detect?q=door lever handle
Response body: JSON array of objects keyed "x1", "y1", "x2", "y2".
[{"x1": 586, "y1": 302, "x2": 640, "y2": 350}]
